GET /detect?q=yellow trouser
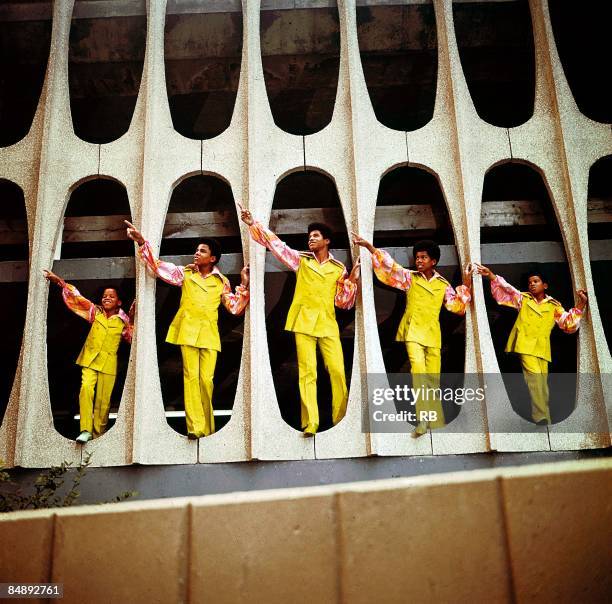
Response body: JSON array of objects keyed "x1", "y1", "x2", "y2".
[
  {"x1": 181, "y1": 345, "x2": 218, "y2": 438},
  {"x1": 406, "y1": 342, "x2": 446, "y2": 431},
  {"x1": 79, "y1": 367, "x2": 116, "y2": 437},
  {"x1": 295, "y1": 333, "x2": 348, "y2": 434},
  {"x1": 519, "y1": 353, "x2": 550, "y2": 423}
]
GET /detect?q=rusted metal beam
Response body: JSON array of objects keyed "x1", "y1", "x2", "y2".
[
  {"x1": 1, "y1": 201, "x2": 610, "y2": 245},
  {"x1": 0, "y1": 0, "x2": 520, "y2": 23},
  {"x1": 1, "y1": 240, "x2": 611, "y2": 283}
]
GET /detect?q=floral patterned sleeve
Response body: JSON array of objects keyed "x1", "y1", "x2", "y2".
[
  {"x1": 138, "y1": 240, "x2": 185, "y2": 286},
  {"x1": 221, "y1": 278, "x2": 250, "y2": 316},
  {"x1": 335, "y1": 268, "x2": 357, "y2": 310},
  {"x1": 443, "y1": 284, "x2": 471, "y2": 315},
  {"x1": 118, "y1": 308, "x2": 133, "y2": 343},
  {"x1": 490, "y1": 275, "x2": 523, "y2": 310},
  {"x1": 554, "y1": 305, "x2": 582, "y2": 334},
  {"x1": 249, "y1": 221, "x2": 300, "y2": 272},
  {"x1": 61, "y1": 282, "x2": 97, "y2": 323},
  {"x1": 371, "y1": 248, "x2": 412, "y2": 291}
]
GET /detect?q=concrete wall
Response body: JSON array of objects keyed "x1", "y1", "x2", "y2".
[
  {"x1": 1, "y1": 458, "x2": 611, "y2": 603},
  {"x1": 0, "y1": 0, "x2": 611, "y2": 468}
]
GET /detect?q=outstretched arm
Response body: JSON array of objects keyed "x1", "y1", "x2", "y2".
[
  {"x1": 43, "y1": 269, "x2": 96, "y2": 323},
  {"x1": 352, "y1": 232, "x2": 412, "y2": 291},
  {"x1": 335, "y1": 260, "x2": 360, "y2": 310},
  {"x1": 125, "y1": 220, "x2": 185, "y2": 286},
  {"x1": 238, "y1": 203, "x2": 300, "y2": 272},
  {"x1": 475, "y1": 263, "x2": 522, "y2": 310},
  {"x1": 444, "y1": 263, "x2": 473, "y2": 315},
  {"x1": 121, "y1": 301, "x2": 136, "y2": 343},
  {"x1": 221, "y1": 265, "x2": 250, "y2": 315},
  {"x1": 555, "y1": 289, "x2": 587, "y2": 333}
]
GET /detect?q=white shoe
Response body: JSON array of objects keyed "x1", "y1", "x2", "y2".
[
  {"x1": 76, "y1": 431, "x2": 92, "y2": 444},
  {"x1": 411, "y1": 421, "x2": 428, "y2": 439}
]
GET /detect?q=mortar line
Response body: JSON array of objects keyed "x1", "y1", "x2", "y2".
[
  {"x1": 333, "y1": 492, "x2": 346, "y2": 604},
  {"x1": 496, "y1": 477, "x2": 518, "y2": 604},
  {"x1": 48, "y1": 512, "x2": 57, "y2": 589},
  {"x1": 183, "y1": 502, "x2": 193, "y2": 604}
]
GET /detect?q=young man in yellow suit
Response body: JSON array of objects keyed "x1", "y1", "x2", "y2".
[
  {"x1": 475, "y1": 264, "x2": 587, "y2": 424},
  {"x1": 352, "y1": 234, "x2": 473, "y2": 437},
  {"x1": 239, "y1": 205, "x2": 361, "y2": 436},
  {"x1": 44, "y1": 269, "x2": 134, "y2": 444},
  {"x1": 125, "y1": 221, "x2": 250, "y2": 439}
]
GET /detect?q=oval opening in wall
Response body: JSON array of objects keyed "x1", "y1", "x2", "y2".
[
  {"x1": 452, "y1": 0, "x2": 535, "y2": 128},
  {"x1": 372, "y1": 166, "x2": 466, "y2": 429},
  {"x1": 264, "y1": 170, "x2": 355, "y2": 434},
  {"x1": 164, "y1": 6, "x2": 243, "y2": 139},
  {"x1": 356, "y1": 1, "x2": 437, "y2": 131},
  {"x1": 0, "y1": 180, "x2": 29, "y2": 427},
  {"x1": 0, "y1": 6, "x2": 52, "y2": 147},
  {"x1": 587, "y1": 156, "x2": 612, "y2": 355},
  {"x1": 47, "y1": 177, "x2": 134, "y2": 440},
  {"x1": 155, "y1": 175, "x2": 245, "y2": 438},
  {"x1": 260, "y1": 5, "x2": 340, "y2": 135},
  {"x1": 480, "y1": 162, "x2": 577, "y2": 425},
  {"x1": 68, "y1": 1, "x2": 146, "y2": 143},
  {"x1": 549, "y1": 2, "x2": 612, "y2": 124}
]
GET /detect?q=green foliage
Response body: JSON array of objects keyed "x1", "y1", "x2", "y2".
[{"x1": 0, "y1": 454, "x2": 137, "y2": 513}]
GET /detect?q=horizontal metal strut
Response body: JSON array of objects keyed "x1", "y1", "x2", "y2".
[{"x1": 0, "y1": 0, "x2": 519, "y2": 23}]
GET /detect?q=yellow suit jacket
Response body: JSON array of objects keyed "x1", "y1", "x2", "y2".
[
  {"x1": 396, "y1": 272, "x2": 450, "y2": 349},
  {"x1": 166, "y1": 268, "x2": 227, "y2": 351},
  {"x1": 76, "y1": 311, "x2": 127, "y2": 375},
  {"x1": 505, "y1": 293, "x2": 561, "y2": 362},
  {"x1": 285, "y1": 254, "x2": 346, "y2": 338}
]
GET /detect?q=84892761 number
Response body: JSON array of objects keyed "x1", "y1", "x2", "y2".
[{"x1": 1, "y1": 583, "x2": 63, "y2": 598}]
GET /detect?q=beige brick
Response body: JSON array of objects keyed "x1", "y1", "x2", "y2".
[
  {"x1": 52, "y1": 503, "x2": 188, "y2": 604},
  {"x1": 0, "y1": 512, "x2": 52, "y2": 584},
  {"x1": 190, "y1": 492, "x2": 339, "y2": 604},
  {"x1": 502, "y1": 464, "x2": 612, "y2": 603},
  {"x1": 338, "y1": 477, "x2": 512, "y2": 604}
]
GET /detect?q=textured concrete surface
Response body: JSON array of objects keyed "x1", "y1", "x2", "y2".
[
  {"x1": 52, "y1": 502, "x2": 189, "y2": 604},
  {"x1": 502, "y1": 462, "x2": 612, "y2": 603},
  {"x1": 191, "y1": 493, "x2": 339, "y2": 603},
  {"x1": 1, "y1": 458, "x2": 610, "y2": 603},
  {"x1": 0, "y1": 0, "x2": 610, "y2": 468},
  {"x1": 339, "y1": 477, "x2": 511, "y2": 603},
  {"x1": 0, "y1": 513, "x2": 53, "y2": 585}
]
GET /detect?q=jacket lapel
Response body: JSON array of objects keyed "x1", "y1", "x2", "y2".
[
  {"x1": 304, "y1": 257, "x2": 325, "y2": 278},
  {"x1": 525, "y1": 296, "x2": 543, "y2": 316},
  {"x1": 414, "y1": 274, "x2": 435, "y2": 295},
  {"x1": 190, "y1": 270, "x2": 219, "y2": 292}
]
